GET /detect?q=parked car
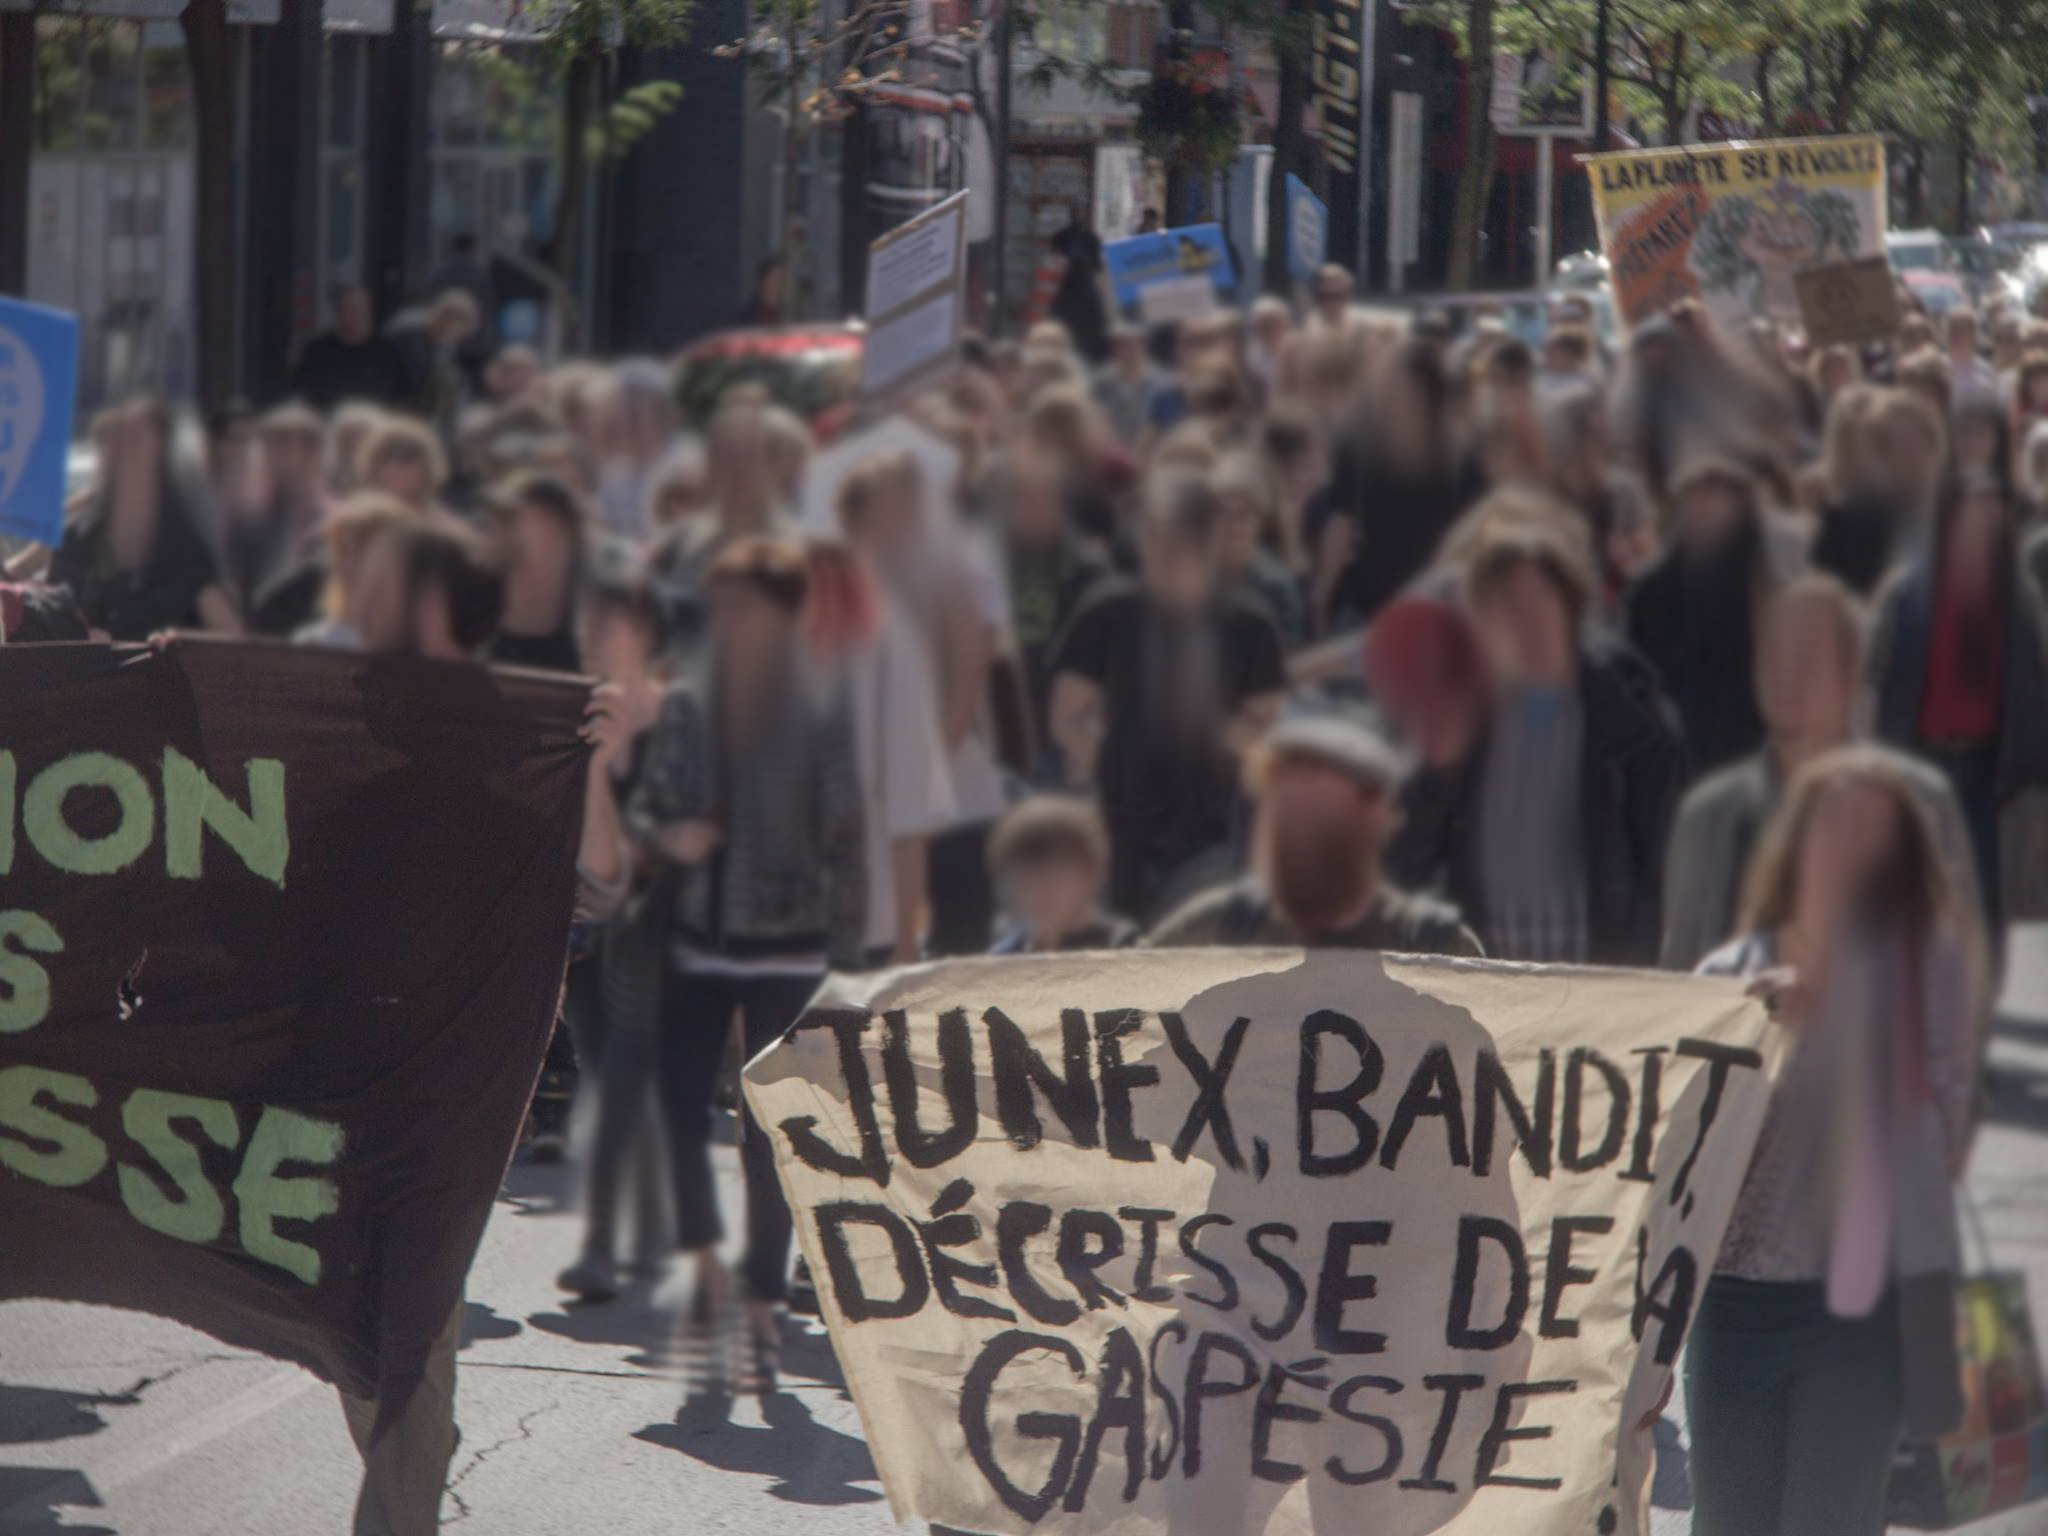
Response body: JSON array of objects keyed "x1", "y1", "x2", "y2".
[
  {"x1": 1946, "y1": 234, "x2": 2017, "y2": 308},
  {"x1": 1900, "y1": 268, "x2": 1971, "y2": 317},
  {"x1": 1886, "y1": 229, "x2": 1957, "y2": 279}
]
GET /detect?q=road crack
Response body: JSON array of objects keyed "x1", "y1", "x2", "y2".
[{"x1": 441, "y1": 1400, "x2": 559, "y2": 1524}]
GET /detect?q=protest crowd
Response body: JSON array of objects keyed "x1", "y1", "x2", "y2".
[{"x1": 4, "y1": 246, "x2": 2044, "y2": 1536}]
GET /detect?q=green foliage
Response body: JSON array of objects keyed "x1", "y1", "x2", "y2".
[
  {"x1": 522, "y1": 0, "x2": 695, "y2": 66},
  {"x1": 588, "y1": 78, "x2": 683, "y2": 160},
  {"x1": 1134, "y1": 59, "x2": 1247, "y2": 176}
]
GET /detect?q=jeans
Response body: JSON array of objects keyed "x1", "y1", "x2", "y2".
[
  {"x1": 1923, "y1": 741, "x2": 2002, "y2": 935},
  {"x1": 1684, "y1": 1276, "x2": 1904, "y2": 1536},
  {"x1": 663, "y1": 964, "x2": 822, "y2": 1301},
  {"x1": 570, "y1": 925, "x2": 674, "y2": 1265}
]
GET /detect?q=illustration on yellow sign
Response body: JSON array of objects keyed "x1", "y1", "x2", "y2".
[{"x1": 1585, "y1": 135, "x2": 1887, "y2": 330}]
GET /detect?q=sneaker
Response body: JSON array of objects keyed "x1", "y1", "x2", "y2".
[{"x1": 556, "y1": 1251, "x2": 620, "y2": 1303}]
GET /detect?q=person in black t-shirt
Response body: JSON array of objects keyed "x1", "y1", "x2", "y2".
[
  {"x1": 289, "y1": 284, "x2": 414, "y2": 412},
  {"x1": 484, "y1": 471, "x2": 587, "y2": 673},
  {"x1": 48, "y1": 398, "x2": 240, "y2": 641},
  {"x1": 1047, "y1": 469, "x2": 1288, "y2": 922}
]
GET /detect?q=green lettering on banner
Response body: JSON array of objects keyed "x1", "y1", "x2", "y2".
[
  {"x1": 23, "y1": 752, "x2": 156, "y2": 875},
  {"x1": 162, "y1": 750, "x2": 290, "y2": 888},
  {"x1": 0, "y1": 1066, "x2": 108, "y2": 1186},
  {"x1": 233, "y1": 1106, "x2": 344, "y2": 1285},
  {"x1": 118, "y1": 1090, "x2": 241, "y2": 1245},
  {"x1": 0, "y1": 910, "x2": 62, "y2": 1034}
]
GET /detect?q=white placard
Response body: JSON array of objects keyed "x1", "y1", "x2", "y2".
[{"x1": 1137, "y1": 272, "x2": 1219, "y2": 325}]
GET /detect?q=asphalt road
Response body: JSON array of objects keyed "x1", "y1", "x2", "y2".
[{"x1": 5, "y1": 934, "x2": 2048, "y2": 1536}]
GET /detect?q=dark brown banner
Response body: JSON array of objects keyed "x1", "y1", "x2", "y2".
[{"x1": 0, "y1": 640, "x2": 588, "y2": 1401}]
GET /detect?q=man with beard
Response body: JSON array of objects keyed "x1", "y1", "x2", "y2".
[{"x1": 1145, "y1": 716, "x2": 1481, "y2": 955}]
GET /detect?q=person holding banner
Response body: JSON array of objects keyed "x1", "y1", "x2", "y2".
[
  {"x1": 1149, "y1": 714, "x2": 1481, "y2": 954},
  {"x1": 1689, "y1": 748, "x2": 1983, "y2": 1536},
  {"x1": 46, "y1": 397, "x2": 241, "y2": 641},
  {"x1": 326, "y1": 515, "x2": 632, "y2": 1536}
]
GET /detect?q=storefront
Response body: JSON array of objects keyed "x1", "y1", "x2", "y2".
[{"x1": 22, "y1": 14, "x2": 197, "y2": 414}]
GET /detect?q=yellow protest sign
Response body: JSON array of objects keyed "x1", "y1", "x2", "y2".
[{"x1": 1585, "y1": 134, "x2": 1887, "y2": 331}]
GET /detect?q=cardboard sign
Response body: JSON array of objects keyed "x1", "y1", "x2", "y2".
[
  {"x1": 1586, "y1": 135, "x2": 1887, "y2": 330},
  {"x1": 863, "y1": 190, "x2": 969, "y2": 402},
  {"x1": 0, "y1": 296, "x2": 80, "y2": 547},
  {"x1": 0, "y1": 642, "x2": 587, "y2": 1401},
  {"x1": 1795, "y1": 256, "x2": 1903, "y2": 348},
  {"x1": 747, "y1": 950, "x2": 1788, "y2": 1536}
]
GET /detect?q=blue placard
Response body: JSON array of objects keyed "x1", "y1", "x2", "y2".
[
  {"x1": 0, "y1": 297, "x2": 80, "y2": 547},
  {"x1": 1286, "y1": 175, "x2": 1328, "y2": 286},
  {"x1": 1102, "y1": 224, "x2": 1239, "y2": 311}
]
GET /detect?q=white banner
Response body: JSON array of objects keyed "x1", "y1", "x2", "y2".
[{"x1": 747, "y1": 950, "x2": 1787, "y2": 1536}]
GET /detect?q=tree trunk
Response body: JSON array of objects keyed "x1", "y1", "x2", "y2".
[
  {"x1": 182, "y1": 0, "x2": 237, "y2": 412},
  {"x1": 0, "y1": 10, "x2": 33, "y2": 297},
  {"x1": 840, "y1": 98, "x2": 871, "y2": 313},
  {"x1": 1755, "y1": 45, "x2": 1777, "y2": 137},
  {"x1": 552, "y1": 49, "x2": 596, "y2": 344},
  {"x1": 779, "y1": 5, "x2": 804, "y2": 321},
  {"x1": 1162, "y1": 0, "x2": 1196, "y2": 226},
  {"x1": 1446, "y1": 0, "x2": 1495, "y2": 292},
  {"x1": 1263, "y1": 0, "x2": 1308, "y2": 295},
  {"x1": 1955, "y1": 116, "x2": 1973, "y2": 235}
]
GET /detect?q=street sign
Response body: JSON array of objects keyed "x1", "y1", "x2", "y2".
[
  {"x1": 1491, "y1": 44, "x2": 1594, "y2": 137},
  {"x1": 0, "y1": 296, "x2": 79, "y2": 549},
  {"x1": 1285, "y1": 174, "x2": 1328, "y2": 286}
]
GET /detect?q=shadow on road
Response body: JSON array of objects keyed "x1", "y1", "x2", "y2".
[
  {"x1": 1652, "y1": 1414, "x2": 1693, "y2": 1510},
  {"x1": 460, "y1": 1301, "x2": 524, "y2": 1350},
  {"x1": 0, "y1": 1385, "x2": 139, "y2": 1446},
  {"x1": 0, "y1": 1466, "x2": 117, "y2": 1535},
  {"x1": 634, "y1": 1390, "x2": 882, "y2": 1505}
]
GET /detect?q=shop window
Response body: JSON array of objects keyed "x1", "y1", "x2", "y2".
[{"x1": 325, "y1": 36, "x2": 364, "y2": 152}]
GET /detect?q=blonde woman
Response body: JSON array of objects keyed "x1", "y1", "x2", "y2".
[{"x1": 1689, "y1": 748, "x2": 1982, "y2": 1536}]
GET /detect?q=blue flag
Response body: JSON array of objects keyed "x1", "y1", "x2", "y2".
[{"x1": 0, "y1": 297, "x2": 81, "y2": 547}]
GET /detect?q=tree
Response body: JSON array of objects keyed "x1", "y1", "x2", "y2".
[
  {"x1": 723, "y1": 0, "x2": 994, "y2": 316},
  {"x1": 1262, "y1": 0, "x2": 1312, "y2": 296},
  {"x1": 1446, "y1": 0, "x2": 1495, "y2": 290},
  {"x1": 525, "y1": 0, "x2": 695, "y2": 312}
]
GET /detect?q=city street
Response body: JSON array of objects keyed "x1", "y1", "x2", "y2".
[{"x1": 6, "y1": 932, "x2": 2048, "y2": 1536}]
